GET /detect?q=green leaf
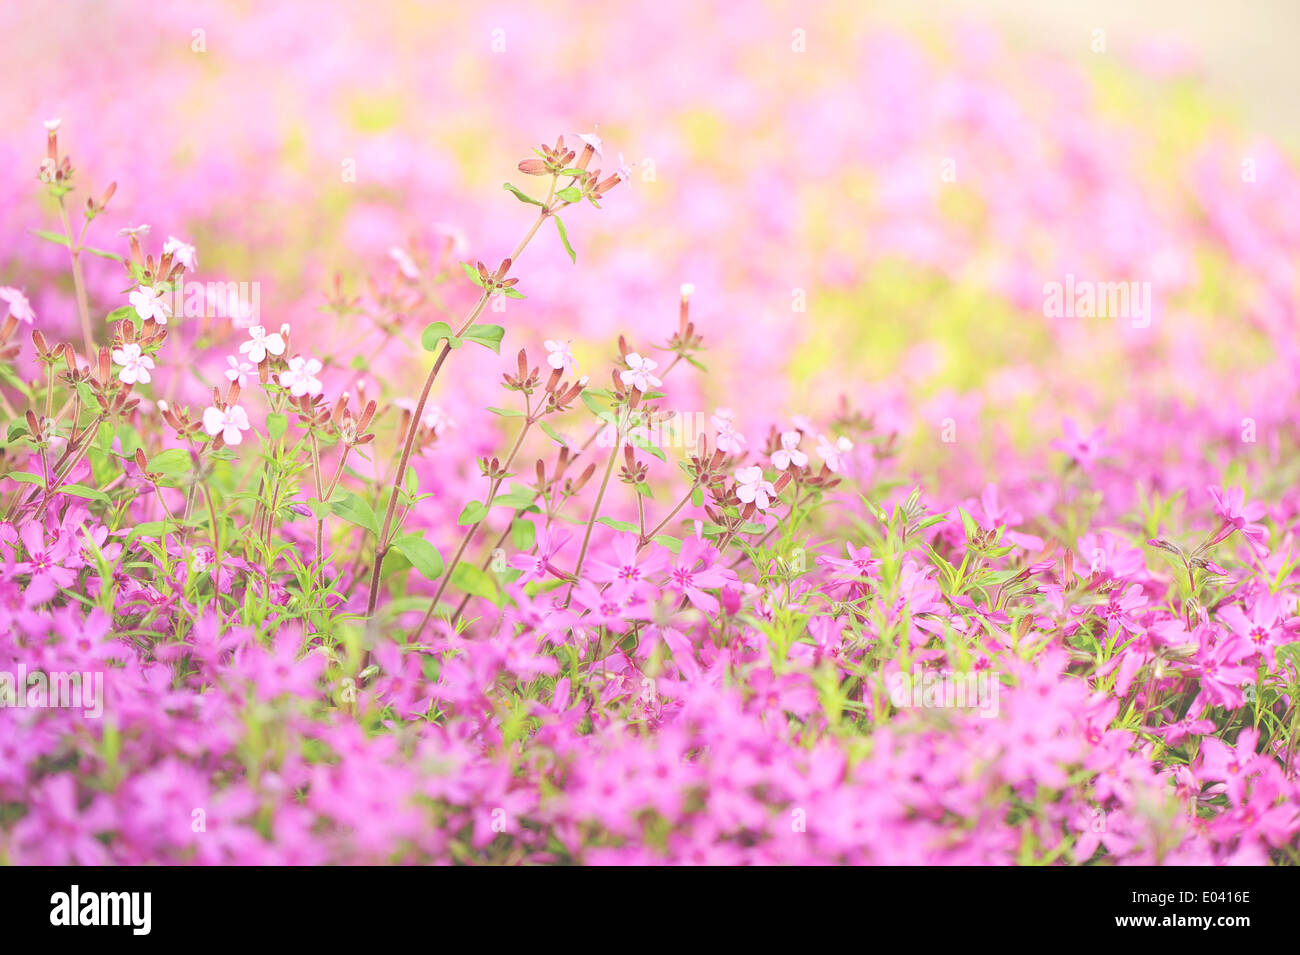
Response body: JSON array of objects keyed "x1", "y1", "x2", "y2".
[
  {"x1": 511, "y1": 517, "x2": 536, "y2": 551},
  {"x1": 30, "y1": 228, "x2": 70, "y2": 247},
  {"x1": 502, "y1": 182, "x2": 544, "y2": 206},
  {"x1": 393, "y1": 534, "x2": 444, "y2": 580},
  {"x1": 555, "y1": 186, "x2": 582, "y2": 203},
  {"x1": 493, "y1": 487, "x2": 538, "y2": 511},
  {"x1": 539, "y1": 421, "x2": 568, "y2": 446},
  {"x1": 691, "y1": 487, "x2": 704, "y2": 507},
  {"x1": 463, "y1": 324, "x2": 505, "y2": 353},
  {"x1": 148, "y1": 448, "x2": 192, "y2": 476},
  {"x1": 500, "y1": 287, "x2": 526, "y2": 299},
  {"x1": 581, "y1": 391, "x2": 610, "y2": 417},
  {"x1": 597, "y1": 517, "x2": 639, "y2": 533},
  {"x1": 451, "y1": 563, "x2": 500, "y2": 605},
  {"x1": 83, "y1": 246, "x2": 123, "y2": 262},
  {"x1": 552, "y1": 214, "x2": 577, "y2": 263},
  {"x1": 105, "y1": 305, "x2": 136, "y2": 324},
  {"x1": 266, "y1": 412, "x2": 288, "y2": 441},
  {"x1": 653, "y1": 534, "x2": 682, "y2": 553},
  {"x1": 421, "y1": 321, "x2": 458, "y2": 352},
  {"x1": 461, "y1": 262, "x2": 485, "y2": 288},
  {"x1": 330, "y1": 490, "x2": 380, "y2": 535},
  {"x1": 628, "y1": 432, "x2": 667, "y2": 462},
  {"x1": 486, "y1": 406, "x2": 523, "y2": 417},
  {"x1": 6, "y1": 472, "x2": 44, "y2": 487},
  {"x1": 458, "y1": 500, "x2": 489, "y2": 525},
  {"x1": 59, "y1": 483, "x2": 111, "y2": 504}
]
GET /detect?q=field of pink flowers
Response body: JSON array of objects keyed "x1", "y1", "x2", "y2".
[{"x1": 2, "y1": 1, "x2": 1300, "y2": 866}]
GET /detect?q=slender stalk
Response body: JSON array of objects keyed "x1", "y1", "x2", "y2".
[{"x1": 365, "y1": 181, "x2": 560, "y2": 617}]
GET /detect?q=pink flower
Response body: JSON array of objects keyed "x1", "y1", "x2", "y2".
[
  {"x1": 510, "y1": 526, "x2": 571, "y2": 584},
  {"x1": 815, "y1": 434, "x2": 852, "y2": 473},
  {"x1": 544, "y1": 339, "x2": 577, "y2": 372},
  {"x1": 202, "y1": 405, "x2": 252, "y2": 445},
  {"x1": 711, "y1": 409, "x2": 746, "y2": 454},
  {"x1": 129, "y1": 285, "x2": 172, "y2": 324},
  {"x1": 1207, "y1": 485, "x2": 1270, "y2": 557},
  {"x1": 770, "y1": 431, "x2": 807, "y2": 470},
  {"x1": 239, "y1": 324, "x2": 286, "y2": 364},
  {"x1": 585, "y1": 534, "x2": 668, "y2": 599},
  {"x1": 734, "y1": 466, "x2": 776, "y2": 510},
  {"x1": 619, "y1": 353, "x2": 661, "y2": 392},
  {"x1": 665, "y1": 537, "x2": 737, "y2": 613},
  {"x1": 280, "y1": 356, "x2": 323, "y2": 397},
  {"x1": 0, "y1": 286, "x2": 35, "y2": 324},
  {"x1": 224, "y1": 355, "x2": 254, "y2": 388},
  {"x1": 111, "y1": 342, "x2": 155, "y2": 385},
  {"x1": 162, "y1": 236, "x2": 198, "y2": 270},
  {"x1": 1218, "y1": 594, "x2": 1288, "y2": 655}
]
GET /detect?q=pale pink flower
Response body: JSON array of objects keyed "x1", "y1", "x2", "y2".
[
  {"x1": 712, "y1": 412, "x2": 746, "y2": 454},
  {"x1": 771, "y1": 431, "x2": 807, "y2": 470},
  {"x1": 129, "y1": 285, "x2": 172, "y2": 324},
  {"x1": 735, "y1": 466, "x2": 777, "y2": 510},
  {"x1": 0, "y1": 287, "x2": 35, "y2": 324},
  {"x1": 239, "y1": 325, "x2": 286, "y2": 364},
  {"x1": 162, "y1": 236, "x2": 198, "y2": 270},
  {"x1": 544, "y1": 339, "x2": 577, "y2": 372},
  {"x1": 202, "y1": 405, "x2": 251, "y2": 445},
  {"x1": 111, "y1": 343, "x2": 154, "y2": 385},
  {"x1": 279, "y1": 356, "x2": 323, "y2": 397},
  {"x1": 619, "y1": 353, "x2": 661, "y2": 392},
  {"x1": 224, "y1": 356, "x2": 254, "y2": 388},
  {"x1": 816, "y1": 434, "x2": 853, "y2": 473}
]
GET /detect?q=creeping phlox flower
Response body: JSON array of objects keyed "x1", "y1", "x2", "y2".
[
  {"x1": 279, "y1": 356, "x2": 324, "y2": 397},
  {"x1": 1207, "y1": 485, "x2": 1270, "y2": 558},
  {"x1": 0, "y1": 286, "x2": 35, "y2": 324},
  {"x1": 111, "y1": 342, "x2": 154, "y2": 385},
  {"x1": 202, "y1": 404, "x2": 252, "y2": 445},
  {"x1": 735, "y1": 465, "x2": 777, "y2": 510},
  {"x1": 771, "y1": 430, "x2": 807, "y2": 470},
  {"x1": 619, "y1": 352, "x2": 661, "y2": 392},
  {"x1": 128, "y1": 285, "x2": 172, "y2": 324},
  {"x1": 239, "y1": 325, "x2": 286, "y2": 364}
]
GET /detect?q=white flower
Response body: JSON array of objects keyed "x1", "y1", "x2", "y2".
[
  {"x1": 816, "y1": 434, "x2": 854, "y2": 473},
  {"x1": 279, "y1": 356, "x2": 323, "y2": 397},
  {"x1": 43, "y1": 118, "x2": 62, "y2": 132},
  {"x1": 111, "y1": 343, "x2": 154, "y2": 385},
  {"x1": 239, "y1": 325, "x2": 286, "y2": 364},
  {"x1": 389, "y1": 246, "x2": 420, "y2": 279},
  {"x1": 680, "y1": 283, "x2": 695, "y2": 299},
  {"x1": 711, "y1": 412, "x2": 746, "y2": 454},
  {"x1": 544, "y1": 339, "x2": 577, "y2": 372},
  {"x1": 771, "y1": 431, "x2": 808, "y2": 470},
  {"x1": 617, "y1": 153, "x2": 632, "y2": 182},
  {"x1": 735, "y1": 466, "x2": 777, "y2": 510},
  {"x1": 619, "y1": 352, "x2": 662, "y2": 392},
  {"x1": 577, "y1": 127, "x2": 603, "y2": 156},
  {"x1": 118, "y1": 224, "x2": 151, "y2": 237},
  {"x1": 162, "y1": 236, "x2": 198, "y2": 270},
  {"x1": 224, "y1": 356, "x2": 254, "y2": 388},
  {"x1": 129, "y1": 285, "x2": 172, "y2": 324},
  {"x1": 202, "y1": 404, "x2": 251, "y2": 445},
  {"x1": 0, "y1": 287, "x2": 35, "y2": 324}
]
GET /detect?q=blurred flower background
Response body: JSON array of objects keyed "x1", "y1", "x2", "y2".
[
  {"x1": 4, "y1": 0, "x2": 1297, "y2": 497},
  {"x1": 4, "y1": 0, "x2": 1300, "y2": 865}
]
